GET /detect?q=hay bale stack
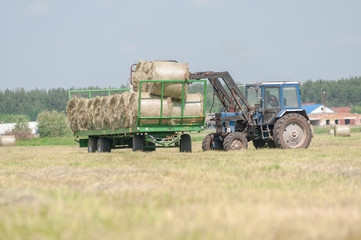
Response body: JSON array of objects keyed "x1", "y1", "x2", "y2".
[
  {"x1": 172, "y1": 93, "x2": 204, "y2": 124},
  {"x1": 132, "y1": 60, "x2": 189, "y2": 100}
]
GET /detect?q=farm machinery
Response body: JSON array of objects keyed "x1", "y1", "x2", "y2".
[
  {"x1": 69, "y1": 61, "x2": 312, "y2": 153},
  {"x1": 189, "y1": 71, "x2": 312, "y2": 150}
]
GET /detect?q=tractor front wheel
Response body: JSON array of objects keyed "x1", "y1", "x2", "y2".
[{"x1": 223, "y1": 132, "x2": 248, "y2": 151}]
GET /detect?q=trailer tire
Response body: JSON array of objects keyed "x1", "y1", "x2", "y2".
[
  {"x1": 223, "y1": 132, "x2": 248, "y2": 151},
  {"x1": 273, "y1": 113, "x2": 312, "y2": 149},
  {"x1": 252, "y1": 139, "x2": 276, "y2": 149},
  {"x1": 97, "y1": 137, "x2": 112, "y2": 153},
  {"x1": 180, "y1": 134, "x2": 192, "y2": 153},
  {"x1": 88, "y1": 137, "x2": 98, "y2": 153},
  {"x1": 132, "y1": 135, "x2": 145, "y2": 152},
  {"x1": 145, "y1": 142, "x2": 156, "y2": 152}
]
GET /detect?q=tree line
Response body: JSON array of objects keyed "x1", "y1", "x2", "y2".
[{"x1": 1, "y1": 76, "x2": 361, "y2": 123}]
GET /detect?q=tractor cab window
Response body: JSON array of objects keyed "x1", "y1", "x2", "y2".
[
  {"x1": 264, "y1": 87, "x2": 280, "y2": 108},
  {"x1": 283, "y1": 86, "x2": 300, "y2": 108},
  {"x1": 246, "y1": 86, "x2": 261, "y2": 107}
]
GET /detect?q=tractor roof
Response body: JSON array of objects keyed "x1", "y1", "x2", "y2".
[{"x1": 246, "y1": 81, "x2": 300, "y2": 86}]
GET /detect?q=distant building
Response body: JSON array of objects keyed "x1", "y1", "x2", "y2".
[
  {"x1": 302, "y1": 104, "x2": 361, "y2": 126},
  {"x1": 0, "y1": 122, "x2": 38, "y2": 135},
  {"x1": 302, "y1": 104, "x2": 335, "y2": 115}
]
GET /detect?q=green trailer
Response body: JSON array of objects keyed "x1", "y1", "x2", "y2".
[{"x1": 69, "y1": 80, "x2": 207, "y2": 153}]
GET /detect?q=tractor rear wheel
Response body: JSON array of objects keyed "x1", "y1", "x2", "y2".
[
  {"x1": 273, "y1": 113, "x2": 312, "y2": 149},
  {"x1": 223, "y1": 132, "x2": 248, "y2": 151},
  {"x1": 180, "y1": 134, "x2": 192, "y2": 153},
  {"x1": 252, "y1": 139, "x2": 276, "y2": 149}
]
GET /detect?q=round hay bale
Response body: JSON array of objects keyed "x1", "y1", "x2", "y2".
[
  {"x1": 121, "y1": 92, "x2": 138, "y2": 128},
  {"x1": 92, "y1": 96, "x2": 103, "y2": 130},
  {"x1": 0, "y1": 135, "x2": 16, "y2": 146},
  {"x1": 132, "y1": 60, "x2": 152, "y2": 92},
  {"x1": 100, "y1": 96, "x2": 112, "y2": 129},
  {"x1": 107, "y1": 94, "x2": 123, "y2": 130},
  {"x1": 148, "y1": 61, "x2": 189, "y2": 100},
  {"x1": 334, "y1": 125, "x2": 351, "y2": 137},
  {"x1": 87, "y1": 99, "x2": 95, "y2": 130},
  {"x1": 138, "y1": 92, "x2": 173, "y2": 125},
  {"x1": 172, "y1": 93, "x2": 204, "y2": 124},
  {"x1": 131, "y1": 60, "x2": 189, "y2": 100},
  {"x1": 75, "y1": 99, "x2": 89, "y2": 131},
  {"x1": 67, "y1": 98, "x2": 80, "y2": 132}
]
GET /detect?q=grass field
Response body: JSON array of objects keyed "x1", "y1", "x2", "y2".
[{"x1": 1, "y1": 133, "x2": 361, "y2": 240}]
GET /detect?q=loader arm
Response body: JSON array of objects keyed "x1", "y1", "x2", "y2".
[{"x1": 189, "y1": 71, "x2": 251, "y2": 112}]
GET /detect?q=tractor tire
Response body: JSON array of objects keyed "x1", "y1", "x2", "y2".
[
  {"x1": 180, "y1": 134, "x2": 192, "y2": 153},
  {"x1": 252, "y1": 139, "x2": 276, "y2": 149},
  {"x1": 223, "y1": 132, "x2": 248, "y2": 151},
  {"x1": 97, "y1": 137, "x2": 112, "y2": 153},
  {"x1": 88, "y1": 137, "x2": 98, "y2": 153},
  {"x1": 202, "y1": 133, "x2": 222, "y2": 151},
  {"x1": 132, "y1": 135, "x2": 145, "y2": 152},
  {"x1": 273, "y1": 113, "x2": 312, "y2": 149}
]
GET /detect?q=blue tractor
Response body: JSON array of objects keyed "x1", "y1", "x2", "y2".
[{"x1": 189, "y1": 72, "x2": 312, "y2": 150}]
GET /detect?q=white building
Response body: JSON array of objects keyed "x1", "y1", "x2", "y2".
[{"x1": 0, "y1": 122, "x2": 38, "y2": 135}]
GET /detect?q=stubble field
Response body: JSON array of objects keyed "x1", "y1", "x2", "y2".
[{"x1": 1, "y1": 133, "x2": 361, "y2": 240}]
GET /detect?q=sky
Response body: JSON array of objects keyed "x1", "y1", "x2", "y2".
[{"x1": 1, "y1": 0, "x2": 361, "y2": 90}]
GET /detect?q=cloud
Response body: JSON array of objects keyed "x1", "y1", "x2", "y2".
[{"x1": 28, "y1": 0, "x2": 51, "y2": 16}]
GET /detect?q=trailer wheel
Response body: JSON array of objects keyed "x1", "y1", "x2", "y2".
[
  {"x1": 88, "y1": 137, "x2": 98, "y2": 153},
  {"x1": 252, "y1": 139, "x2": 276, "y2": 149},
  {"x1": 180, "y1": 134, "x2": 192, "y2": 153},
  {"x1": 97, "y1": 137, "x2": 111, "y2": 153},
  {"x1": 132, "y1": 135, "x2": 145, "y2": 152},
  {"x1": 145, "y1": 142, "x2": 156, "y2": 152},
  {"x1": 223, "y1": 132, "x2": 248, "y2": 151},
  {"x1": 273, "y1": 113, "x2": 312, "y2": 149},
  {"x1": 202, "y1": 134, "x2": 222, "y2": 151}
]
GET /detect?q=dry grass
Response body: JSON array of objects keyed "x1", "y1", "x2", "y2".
[{"x1": 1, "y1": 134, "x2": 361, "y2": 240}]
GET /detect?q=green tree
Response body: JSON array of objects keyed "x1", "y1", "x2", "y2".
[{"x1": 37, "y1": 111, "x2": 72, "y2": 137}]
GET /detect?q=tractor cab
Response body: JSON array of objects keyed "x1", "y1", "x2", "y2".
[{"x1": 245, "y1": 82, "x2": 306, "y2": 125}]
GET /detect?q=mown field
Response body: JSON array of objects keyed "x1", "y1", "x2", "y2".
[{"x1": 1, "y1": 132, "x2": 361, "y2": 240}]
